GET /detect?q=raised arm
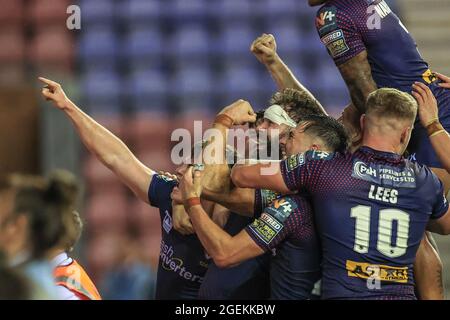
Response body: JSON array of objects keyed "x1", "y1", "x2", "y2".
[
  {"x1": 39, "y1": 77, "x2": 153, "y2": 204},
  {"x1": 337, "y1": 51, "x2": 378, "y2": 114},
  {"x1": 251, "y1": 34, "x2": 327, "y2": 115},
  {"x1": 412, "y1": 81, "x2": 450, "y2": 174}
]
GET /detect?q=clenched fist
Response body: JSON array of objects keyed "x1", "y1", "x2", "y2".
[
  {"x1": 219, "y1": 99, "x2": 257, "y2": 125},
  {"x1": 250, "y1": 33, "x2": 278, "y2": 66},
  {"x1": 39, "y1": 77, "x2": 71, "y2": 110}
]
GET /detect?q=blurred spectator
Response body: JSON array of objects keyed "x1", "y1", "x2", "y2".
[
  {"x1": 0, "y1": 170, "x2": 98, "y2": 300},
  {"x1": 100, "y1": 231, "x2": 157, "y2": 300},
  {"x1": 0, "y1": 251, "x2": 31, "y2": 300}
]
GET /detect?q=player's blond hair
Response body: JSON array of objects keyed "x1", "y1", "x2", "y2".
[{"x1": 366, "y1": 88, "x2": 417, "y2": 123}]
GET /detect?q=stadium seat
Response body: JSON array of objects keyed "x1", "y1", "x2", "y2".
[
  {"x1": 170, "y1": 0, "x2": 209, "y2": 23},
  {"x1": 171, "y1": 66, "x2": 215, "y2": 112},
  {"x1": 0, "y1": 0, "x2": 24, "y2": 26},
  {"x1": 81, "y1": 70, "x2": 122, "y2": 114},
  {"x1": 265, "y1": 21, "x2": 304, "y2": 56},
  {"x1": 126, "y1": 70, "x2": 169, "y2": 113},
  {"x1": 85, "y1": 192, "x2": 129, "y2": 233},
  {"x1": 78, "y1": 27, "x2": 119, "y2": 66},
  {"x1": 219, "y1": 24, "x2": 257, "y2": 57},
  {"x1": 86, "y1": 232, "x2": 127, "y2": 283},
  {"x1": 78, "y1": 0, "x2": 115, "y2": 26},
  {"x1": 128, "y1": 199, "x2": 161, "y2": 232},
  {"x1": 259, "y1": 0, "x2": 300, "y2": 17},
  {"x1": 118, "y1": 0, "x2": 163, "y2": 25},
  {"x1": 219, "y1": 64, "x2": 260, "y2": 99},
  {"x1": 27, "y1": 0, "x2": 70, "y2": 26},
  {"x1": 122, "y1": 26, "x2": 165, "y2": 63},
  {"x1": 28, "y1": 28, "x2": 74, "y2": 70},
  {"x1": 214, "y1": 0, "x2": 252, "y2": 20},
  {"x1": 0, "y1": 28, "x2": 25, "y2": 63},
  {"x1": 126, "y1": 113, "x2": 172, "y2": 150},
  {"x1": 170, "y1": 24, "x2": 211, "y2": 60}
]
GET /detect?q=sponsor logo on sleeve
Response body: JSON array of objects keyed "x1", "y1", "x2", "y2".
[
  {"x1": 321, "y1": 29, "x2": 350, "y2": 58},
  {"x1": 266, "y1": 198, "x2": 297, "y2": 223},
  {"x1": 260, "y1": 189, "x2": 281, "y2": 208},
  {"x1": 163, "y1": 211, "x2": 173, "y2": 234},
  {"x1": 310, "y1": 150, "x2": 333, "y2": 161},
  {"x1": 316, "y1": 7, "x2": 338, "y2": 34},
  {"x1": 286, "y1": 153, "x2": 305, "y2": 172},
  {"x1": 250, "y1": 213, "x2": 284, "y2": 244}
]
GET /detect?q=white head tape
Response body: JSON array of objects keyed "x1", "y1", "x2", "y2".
[{"x1": 264, "y1": 104, "x2": 297, "y2": 128}]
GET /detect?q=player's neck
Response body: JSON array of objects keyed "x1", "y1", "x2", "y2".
[{"x1": 361, "y1": 136, "x2": 400, "y2": 155}]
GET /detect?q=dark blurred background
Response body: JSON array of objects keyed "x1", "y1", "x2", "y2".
[{"x1": 0, "y1": 0, "x2": 449, "y2": 299}]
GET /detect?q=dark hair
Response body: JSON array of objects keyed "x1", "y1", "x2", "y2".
[
  {"x1": 0, "y1": 251, "x2": 31, "y2": 299},
  {"x1": 301, "y1": 114, "x2": 350, "y2": 153},
  {"x1": 9, "y1": 170, "x2": 80, "y2": 259},
  {"x1": 269, "y1": 88, "x2": 326, "y2": 123}
]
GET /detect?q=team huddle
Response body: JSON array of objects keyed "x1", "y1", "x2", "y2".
[{"x1": 7, "y1": 0, "x2": 450, "y2": 300}]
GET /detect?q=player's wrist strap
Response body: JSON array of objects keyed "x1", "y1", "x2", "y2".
[
  {"x1": 425, "y1": 117, "x2": 439, "y2": 128},
  {"x1": 426, "y1": 120, "x2": 444, "y2": 137},
  {"x1": 184, "y1": 197, "x2": 201, "y2": 211},
  {"x1": 214, "y1": 114, "x2": 234, "y2": 129},
  {"x1": 430, "y1": 129, "x2": 447, "y2": 138}
]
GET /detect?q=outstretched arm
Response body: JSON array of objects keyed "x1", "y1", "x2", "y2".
[
  {"x1": 39, "y1": 77, "x2": 153, "y2": 204},
  {"x1": 251, "y1": 34, "x2": 327, "y2": 115}
]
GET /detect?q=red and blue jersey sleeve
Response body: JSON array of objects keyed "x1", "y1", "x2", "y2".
[
  {"x1": 254, "y1": 189, "x2": 281, "y2": 217},
  {"x1": 315, "y1": 2, "x2": 366, "y2": 66},
  {"x1": 245, "y1": 195, "x2": 314, "y2": 252},
  {"x1": 280, "y1": 150, "x2": 335, "y2": 193},
  {"x1": 429, "y1": 172, "x2": 449, "y2": 220}
]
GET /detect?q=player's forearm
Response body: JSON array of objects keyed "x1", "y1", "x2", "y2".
[
  {"x1": 429, "y1": 130, "x2": 450, "y2": 174},
  {"x1": 201, "y1": 187, "x2": 255, "y2": 217},
  {"x1": 231, "y1": 163, "x2": 290, "y2": 193},
  {"x1": 266, "y1": 56, "x2": 327, "y2": 115},
  {"x1": 201, "y1": 122, "x2": 231, "y2": 193},
  {"x1": 188, "y1": 205, "x2": 241, "y2": 268},
  {"x1": 64, "y1": 100, "x2": 137, "y2": 170},
  {"x1": 414, "y1": 234, "x2": 445, "y2": 300},
  {"x1": 338, "y1": 51, "x2": 378, "y2": 113}
]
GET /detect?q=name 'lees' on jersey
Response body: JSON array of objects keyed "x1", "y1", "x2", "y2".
[{"x1": 280, "y1": 148, "x2": 448, "y2": 299}]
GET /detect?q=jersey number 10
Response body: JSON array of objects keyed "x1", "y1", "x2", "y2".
[{"x1": 351, "y1": 205, "x2": 410, "y2": 258}]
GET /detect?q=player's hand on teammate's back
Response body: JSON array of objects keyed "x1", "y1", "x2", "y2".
[
  {"x1": 172, "y1": 204, "x2": 195, "y2": 235},
  {"x1": 179, "y1": 166, "x2": 203, "y2": 201},
  {"x1": 412, "y1": 82, "x2": 439, "y2": 127},
  {"x1": 219, "y1": 99, "x2": 257, "y2": 125},
  {"x1": 38, "y1": 77, "x2": 71, "y2": 110},
  {"x1": 436, "y1": 72, "x2": 450, "y2": 89},
  {"x1": 250, "y1": 33, "x2": 277, "y2": 66}
]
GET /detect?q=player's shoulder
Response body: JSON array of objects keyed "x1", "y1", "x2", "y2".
[
  {"x1": 148, "y1": 174, "x2": 177, "y2": 207},
  {"x1": 407, "y1": 160, "x2": 443, "y2": 188},
  {"x1": 266, "y1": 195, "x2": 311, "y2": 222}
]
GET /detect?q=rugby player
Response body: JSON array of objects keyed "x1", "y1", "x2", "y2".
[
  {"x1": 231, "y1": 88, "x2": 450, "y2": 299},
  {"x1": 308, "y1": 0, "x2": 450, "y2": 197},
  {"x1": 180, "y1": 114, "x2": 348, "y2": 299},
  {"x1": 252, "y1": 32, "x2": 446, "y2": 300},
  {"x1": 39, "y1": 77, "x2": 253, "y2": 299}
]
